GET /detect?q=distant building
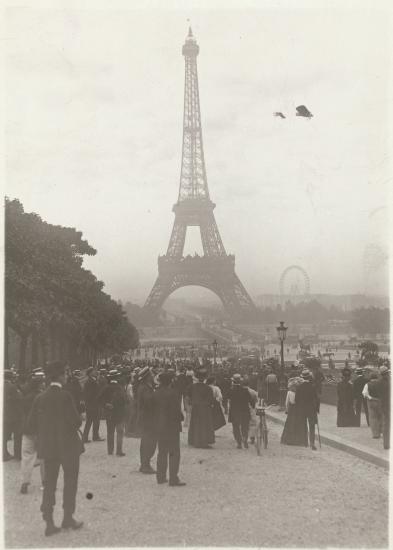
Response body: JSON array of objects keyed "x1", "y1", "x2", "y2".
[{"x1": 256, "y1": 294, "x2": 389, "y2": 310}]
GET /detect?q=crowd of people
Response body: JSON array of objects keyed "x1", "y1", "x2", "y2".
[{"x1": 3, "y1": 353, "x2": 390, "y2": 537}]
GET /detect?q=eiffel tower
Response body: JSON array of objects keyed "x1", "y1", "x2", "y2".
[{"x1": 144, "y1": 28, "x2": 257, "y2": 320}]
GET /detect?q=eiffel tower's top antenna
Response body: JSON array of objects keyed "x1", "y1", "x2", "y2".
[{"x1": 179, "y1": 28, "x2": 207, "y2": 200}]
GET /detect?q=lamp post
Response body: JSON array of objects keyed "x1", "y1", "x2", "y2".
[
  {"x1": 212, "y1": 339, "x2": 218, "y2": 372},
  {"x1": 276, "y1": 321, "x2": 288, "y2": 411}
]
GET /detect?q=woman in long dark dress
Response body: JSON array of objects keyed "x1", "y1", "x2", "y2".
[
  {"x1": 188, "y1": 370, "x2": 215, "y2": 448},
  {"x1": 337, "y1": 368, "x2": 357, "y2": 427},
  {"x1": 281, "y1": 377, "x2": 308, "y2": 446}
]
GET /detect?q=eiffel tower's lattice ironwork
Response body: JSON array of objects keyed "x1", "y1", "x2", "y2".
[{"x1": 144, "y1": 29, "x2": 257, "y2": 320}]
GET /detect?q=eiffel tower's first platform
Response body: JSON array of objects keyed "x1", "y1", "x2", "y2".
[{"x1": 144, "y1": 29, "x2": 257, "y2": 321}]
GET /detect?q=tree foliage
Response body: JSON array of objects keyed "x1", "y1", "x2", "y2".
[
  {"x1": 351, "y1": 307, "x2": 390, "y2": 337},
  {"x1": 5, "y1": 198, "x2": 139, "y2": 370}
]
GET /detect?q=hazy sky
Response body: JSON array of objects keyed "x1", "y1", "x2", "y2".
[{"x1": 5, "y1": 2, "x2": 391, "y2": 305}]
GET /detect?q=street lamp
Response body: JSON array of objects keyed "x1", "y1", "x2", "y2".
[
  {"x1": 276, "y1": 321, "x2": 288, "y2": 411},
  {"x1": 212, "y1": 339, "x2": 218, "y2": 372}
]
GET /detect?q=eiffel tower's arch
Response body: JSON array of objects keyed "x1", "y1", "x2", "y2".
[{"x1": 156, "y1": 280, "x2": 225, "y2": 312}]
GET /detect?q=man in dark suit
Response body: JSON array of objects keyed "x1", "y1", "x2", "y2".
[
  {"x1": 27, "y1": 361, "x2": 83, "y2": 536},
  {"x1": 296, "y1": 369, "x2": 319, "y2": 450},
  {"x1": 99, "y1": 369, "x2": 127, "y2": 456},
  {"x1": 353, "y1": 368, "x2": 369, "y2": 427},
  {"x1": 153, "y1": 371, "x2": 185, "y2": 487},
  {"x1": 228, "y1": 374, "x2": 253, "y2": 449},
  {"x1": 83, "y1": 367, "x2": 104, "y2": 443},
  {"x1": 136, "y1": 367, "x2": 157, "y2": 473}
]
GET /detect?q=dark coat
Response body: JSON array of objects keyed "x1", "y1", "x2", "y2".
[
  {"x1": 228, "y1": 385, "x2": 252, "y2": 423},
  {"x1": 295, "y1": 381, "x2": 318, "y2": 422},
  {"x1": 83, "y1": 377, "x2": 100, "y2": 410},
  {"x1": 336, "y1": 380, "x2": 356, "y2": 427},
  {"x1": 353, "y1": 375, "x2": 367, "y2": 399},
  {"x1": 137, "y1": 382, "x2": 156, "y2": 433},
  {"x1": 99, "y1": 382, "x2": 127, "y2": 424},
  {"x1": 26, "y1": 385, "x2": 83, "y2": 460},
  {"x1": 64, "y1": 378, "x2": 84, "y2": 413},
  {"x1": 188, "y1": 382, "x2": 215, "y2": 448},
  {"x1": 153, "y1": 386, "x2": 183, "y2": 438},
  {"x1": 378, "y1": 376, "x2": 390, "y2": 418}
]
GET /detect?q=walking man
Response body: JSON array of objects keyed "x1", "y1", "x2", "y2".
[
  {"x1": 228, "y1": 374, "x2": 253, "y2": 449},
  {"x1": 99, "y1": 370, "x2": 127, "y2": 456},
  {"x1": 154, "y1": 371, "x2": 186, "y2": 487},
  {"x1": 20, "y1": 373, "x2": 46, "y2": 494},
  {"x1": 137, "y1": 367, "x2": 157, "y2": 473},
  {"x1": 295, "y1": 369, "x2": 319, "y2": 450},
  {"x1": 27, "y1": 361, "x2": 83, "y2": 536},
  {"x1": 3, "y1": 369, "x2": 23, "y2": 461},
  {"x1": 83, "y1": 367, "x2": 104, "y2": 443}
]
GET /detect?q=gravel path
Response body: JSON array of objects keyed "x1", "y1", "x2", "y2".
[{"x1": 4, "y1": 421, "x2": 388, "y2": 548}]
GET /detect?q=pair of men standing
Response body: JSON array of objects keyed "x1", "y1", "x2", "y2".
[
  {"x1": 137, "y1": 366, "x2": 185, "y2": 486},
  {"x1": 83, "y1": 366, "x2": 105, "y2": 443}
]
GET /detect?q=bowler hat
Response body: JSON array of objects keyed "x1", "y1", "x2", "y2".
[{"x1": 300, "y1": 369, "x2": 312, "y2": 379}]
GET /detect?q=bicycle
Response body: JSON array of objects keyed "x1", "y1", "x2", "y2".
[{"x1": 255, "y1": 398, "x2": 269, "y2": 455}]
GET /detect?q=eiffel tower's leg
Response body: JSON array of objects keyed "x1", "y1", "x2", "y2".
[
  {"x1": 217, "y1": 273, "x2": 257, "y2": 318},
  {"x1": 200, "y1": 214, "x2": 226, "y2": 257},
  {"x1": 144, "y1": 277, "x2": 166, "y2": 310},
  {"x1": 166, "y1": 219, "x2": 187, "y2": 257}
]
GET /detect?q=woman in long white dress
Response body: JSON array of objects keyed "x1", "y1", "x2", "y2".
[{"x1": 206, "y1": 376, "x2": 226, "y2": 431}]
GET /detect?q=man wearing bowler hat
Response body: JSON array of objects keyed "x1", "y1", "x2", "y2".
[
  {"x1": 82, "y1": 366, "x2": 104, "y2": 443},
  {"x1": 27, "y1": 361, "x2": 83, "y2": 536},
  {"x1": 228, "y1": 373, "x2": 253, "y2": 449},
  {"x1": 153, "y1": 371, "x2": 186, "y2": 486},
  {"x1": 137, "y1": 366, "x2": 157, "y2": 473}
]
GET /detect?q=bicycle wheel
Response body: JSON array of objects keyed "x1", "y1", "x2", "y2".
[
  {"x1": 262, "y1": 427, "x2": 268, "y2": 449},
  {"x1": 256, "y1": 424, "x2": 262, "y2": 455}
]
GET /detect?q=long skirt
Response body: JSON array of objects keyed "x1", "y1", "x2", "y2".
[
  {"x1": 281, "y1": 404, "x2": 308, "y2": 446},
  {"x1": 337, "y1": 404, "x2": 357, "y2": 427},
  {"x1": 188, "y1": 403, "x2": 215, "y2": 448}
]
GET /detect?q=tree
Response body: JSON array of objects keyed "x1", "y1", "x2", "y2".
[
  {"x1": 351, "y1": 307, "x2": 390, "y2": 337},
  {"x1": 358, "y1": 341, "x2": 381, "y2": 367},
  {"x1": 5, "y1": 198, "x2": 139, "y2": 371}
]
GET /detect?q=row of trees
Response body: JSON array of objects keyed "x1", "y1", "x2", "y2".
[{"x1": 5, "y1": 198, "x2": 139, "y2": 372}]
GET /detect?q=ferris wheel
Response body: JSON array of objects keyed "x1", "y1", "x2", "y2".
[{"x1": 279, "y1": 265, "x2": 310, "y2": 297}]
